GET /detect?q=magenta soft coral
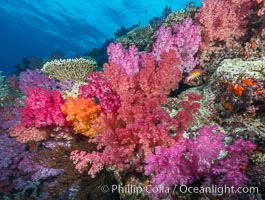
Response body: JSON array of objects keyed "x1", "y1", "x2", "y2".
[
  {"x1": 144, "y1": 126, "x2": 225, "y2": 188},
  {"x1": 20, "y1": 87, "x2": 67, "y2": 128},
  {"x1": 144, "y1": 126, "x2": 256, "y2": 199},
  {"x1": 209, "y1": 139, "x2": 256, "y2": 188}
]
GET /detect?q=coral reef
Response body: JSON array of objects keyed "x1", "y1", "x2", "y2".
[
  {"x1": 42, "y1": 58, "x2": 96, "y2": 81},
  {"x1": 116, "y1": 25, "x2": 154, "y2": 52},
  {"x1": 163, "y1": 3, "x2": 198, "y2": 26},
  {"x1": 2, "y1": 2, "x2": 265, "y2": 200}
]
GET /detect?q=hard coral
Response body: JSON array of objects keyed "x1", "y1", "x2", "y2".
[
  {"x1": 42, "y1": 58, "x2": 96, "y2": 81},
  {"x1": 61, "y1": 97, "x2": 101, "y2": 137},
  {"x1": 20, "y1": 87, "x2": 67, "y2": 128}
]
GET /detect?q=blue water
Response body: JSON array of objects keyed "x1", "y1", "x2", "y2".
[{"x1": 0, "y1": 0, "x2": 201, "y2": 75}]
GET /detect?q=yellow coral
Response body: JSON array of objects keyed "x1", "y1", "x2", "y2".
[
  {"x1": 61, "y1": 97, "x2": 101, "y2": 137},
  {"x1": 42, "y1": 58, "x2": 96, "y2": 81}
]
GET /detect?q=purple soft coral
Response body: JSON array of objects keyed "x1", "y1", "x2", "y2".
[
  {"x1": 19, "y1": 69, "x2": 59, "y2": 94},
  {"x1": 210, "y1": 139, "x2": 256, "y2": 188},
  {"x1": 18, "y1": 153, "x2": 64, "y2": 181},
  {"x1": 152, "y1": 18, "x2": 201, "y2": 72},
  {"x1": 145, "y1": 126, "x2": 225, "y2": 189},
  {"x1": 107, "y1": 42, "x2": 140, "y2": 77}
]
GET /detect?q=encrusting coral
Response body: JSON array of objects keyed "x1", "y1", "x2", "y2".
[{"x1": 42, "y1": 58, "x2": 96, "y2": 81}]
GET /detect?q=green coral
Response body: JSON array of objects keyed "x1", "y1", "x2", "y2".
[{"x1": 42, "y1": 58, "x2": 96, "y2": 81}]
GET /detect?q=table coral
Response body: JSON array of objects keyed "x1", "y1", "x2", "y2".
[{"x1": 42, "y1": 58, "x2": 96, "y2": 81}]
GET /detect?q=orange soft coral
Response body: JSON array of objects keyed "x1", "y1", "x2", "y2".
[
  {"x1": 228, "y1": 83, "x2": 244, "y2": 96},
  {"x1": 61, "y1": 97, "x2": 101, "y2": 137}
]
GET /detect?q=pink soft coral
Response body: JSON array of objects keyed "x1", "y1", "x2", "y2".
[
  {"x1": 145, "y1": 126, "x2": 225, "y2": 187},
  {"x1": 196, "y1": 0, "x2": 255, "y2": 46},
  {"x1": 9, "y1": 124, "x2": 50, "y2": 143},
  {"x1": 20, "y1": 87, "x2": 67, "y2": 128},
  {"x1": 107, "y1": 43, "x2": 140, "y2": 77}
]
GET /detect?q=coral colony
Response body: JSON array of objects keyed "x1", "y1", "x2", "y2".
[{"x1": 1, "y1": 1, "x2": 265, "y2": 199}]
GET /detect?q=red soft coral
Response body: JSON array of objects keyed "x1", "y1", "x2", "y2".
[{"x1": 78, "y1": 71, "x2": 120, "y2": 114}]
